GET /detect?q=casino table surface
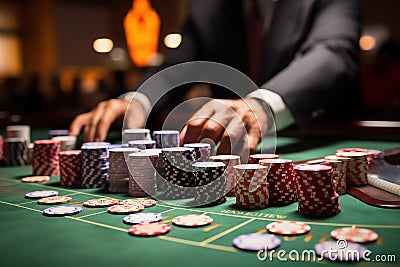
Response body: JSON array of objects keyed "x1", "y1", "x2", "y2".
[{"x1": 1, "y1": 129, "x2": 400, "y2": 267}]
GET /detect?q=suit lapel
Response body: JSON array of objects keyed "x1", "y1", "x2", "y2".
[{"x1": 259, "y1": 0, "x2": 316, "y2": 85}]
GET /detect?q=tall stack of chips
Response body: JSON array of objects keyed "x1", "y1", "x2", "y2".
[
  {"x1": 294, "y1": 164, "x2": 340, "y2": 216},
  {"x1": 234, "y1": 164, "x2": 269, "y2": 209},
  {"x1": 193, "y1": 162, "x2": 226, "y2": 206},
  {"x1": 248, "y1": 154, "x2": 279, "y2": 164},
  {"x1": 108, "y1": 147, "x2": 140, "y2": 193},
  {"x1": 32, "y1": 140, "x2": 61, "y2": 175},
  {"x1": 3, "y1": 138, "x2": 29, "y2": 166},
  {"x1": 123, "y1": 129, "x2": 151, "y2": 143},
  {"x1": 144, "y1": 148, "x2": 165, "y2": 191},
  {"x1": 210, "y1": 155, "x2": 241, "y2": 196},
  {"x1": 259, "y1": 159, "x2": 297, "y2": 206},
  {"x1": 52, "y1": 136, "x2": 77, "y2": 151},
  {"x1": 153, "y1": 130, "x2": 179, "y2": 148},
  {"x1": 322, "y1": 159, "x2": 347, "y2": 195},
  {"x1": 0, "y1": 135, "x2": 3, "y2": 162},
  {"x1": 128, "y1": 151, "x2": 158, "y2": 196},
  {"x1": 335, "y1": 151, "x2": 369, "y2": 186},
  {"x1": 81, "y1": 143, "x2": 110, "y2": 188},
  {"x1": 128, "y1": 140, "x2": 156, "y2": 150},
  {"x1": 161, "y1": 147, "x2": 196, "y2": 199},
  {"x1": 6, "y1": 125, "x2": 31, "y2": 143},
  {"x1": 183, "y1": 143, "x2": 211, "y2": 161},
  {"x1": 59, "y1": 150, "x2": 82, "y2": 187}
]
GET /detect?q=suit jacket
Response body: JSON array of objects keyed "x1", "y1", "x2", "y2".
[{"x1": 140, "y1": 0, "x2": 361, "y2": 128}]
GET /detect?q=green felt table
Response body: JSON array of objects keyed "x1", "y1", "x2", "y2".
[{"x1": 0, "y1": 129, "x2": 400, "y2": 267}]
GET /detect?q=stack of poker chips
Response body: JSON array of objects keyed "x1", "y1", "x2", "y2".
[
  {"x1": 123, "y1": 129, "x2": 151, "y2": 143},
  {"x1": 259, "y1": 159, "x2": 297, "y2": 206},
  {"x1": 144, "y1": 148, "x2": 165, "y2": 191},
  {"x1": 81, "y1": 143, "x2": 110, "y2": 188},
  {"x1": 153, "y1": 130, "x2": 179, "y2": 148},
  {"x1": 294, "y1": 164, "x2": 341, "y2": 217},
  {"x1": 335, "y1": 151, "x2": 369, "y2": 186},
  {"x1": 193, "y1": 162, "x2": 226, "y2": 206},
  {"x1": 32, "y1": 140, "x2": 61, "y2": 175},
  {"x1": 6, "y1": 125, "x2": 31, "y2": 143},
  {"x1": 59, "y1": 150, "x2": 82, "y2": 187},
  {"x1": 210, "y1": 155, "x2": 241, "y2": 196},
  {"x1": 234, "y1": 164, "x2": 269, "y2": 209},
  {"x1": 48, "y1": 129, "x2": 69, "y2": 138},
  {"x1": 128, "y1": 151, "x2": 158, "y2": 196},
  {"x1": 108, "y1": 147, "x2": 140, "y2": 193},
  {"x1": 183, "y1": 143, "x2": 211, "y2": 162},
  {"x1": 248, "y1": 154, "x2": 279, "y2": 164},
  {"x1": 161, "y1": 147, "x2": 196, "y2": 199},
  {"x1": 336, "y1": 147, "x2": 382, "y2": 164},
  {"x1": 0, "y1": 135, "x2": 3, "y2": 162},
  {"x1": 323, "y1": 156, "x2": 349, "y2": 195},
  {"x1": 128, "y1": 140, "x2": 156, "y2": 150},
  {"x1": 3, "y1": 138, "x2": 29, "y2": 166},
  {"x1": 52, "y1": 136, "x2": 77, "y2": 151}
]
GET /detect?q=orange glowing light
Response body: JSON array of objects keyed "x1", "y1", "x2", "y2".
[
  {"x1": 124, "y1": 0, "x2": 160, "y2": 67},
  {"x1": 359, "y1": 35, "x2": 376, "y2": 51}
]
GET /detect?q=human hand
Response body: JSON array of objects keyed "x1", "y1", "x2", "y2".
[
  {"x1": 179, "y1": 98, "x2": 269, "y2": 158},
  {"x1": 69, "y1": 99, "x2": 145, "y2": 142}
]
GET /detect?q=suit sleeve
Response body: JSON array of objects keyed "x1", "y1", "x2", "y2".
[{"x1": 260, "y1": 0, "x2": 362, "y2": 128}]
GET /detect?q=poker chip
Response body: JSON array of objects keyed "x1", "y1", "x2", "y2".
[
  {"x1": 107, "y1": 204, "x2": 145, "y2": 214},
  {"x1": 81, "y1": 144, "x2": 110, "y2": 189},
  {"x1": 3, "y1": 138, "x2": 29, "y2": 166},
  {"x1": 123, "y1": 129, "x2": 151, "y2": 143},
  {"x1": 21, "y1": 176, "x2": 50, "y2": 183},
  {"x1": 330, "y1": 227, "x2": 378, "y2": 243},
  {"x1": 43, "y1": 206, "x2": 83, "y2": 217},
  {"x1": 314, "y1": 241, "x2": 369, "y2": 261},
  {"x1": 25, "y1": 190, "x2": 58, "y2": 199},
  {"x1": 266, "y1": 221, "x2": 311, "y2": 235},
  {"x1": 153, "y1": 130, "x2": 179, "y2": 148},
  {"x1": 59, "y1": 150, "x2": 82, "y2": 187},
  {"x1": 133, "y1": 198, "x2": 157, "y2": 207},
  {"x1": 128, "y1": 222, "x2": 171, "y2": 236},
  {"x1": 38, "y1": 196, "x2": 72, "y2": 205},
  {"x1": 83, "y1": 198, "x2": 119, "y2": 207},
  {"x1": 172, "y1": 214, "x2": 213, "y2": 227},
  {"x1": 123, "y1": 212, "x2": 163, "y2": 225},
  {"x1": 232, "y1": 234, "x2": 281, "y2": 251},
  {"x1": 32, "y1": 140, "x2": 61, "y2": 176},
  {"x1": 210, "y1": 155, "x2": 241, "y2": 196}
]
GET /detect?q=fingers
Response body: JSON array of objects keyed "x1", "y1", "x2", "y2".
[
  {"x1": 69, "y1": 113, "x2": 90, "y2": 137},
  {"x1": 217, "y1": 116, "x2": 245, "y2": 155},
  {"x1": 180, "y1": 103, "x2": 215, "y2": 145},
  {"x1": 85, "y1": 103, "x2": 106, "y2": 142}
]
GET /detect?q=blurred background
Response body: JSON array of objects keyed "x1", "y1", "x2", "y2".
[{"x1": 0, "y1": 0, "x2": 399, "y2": 130}]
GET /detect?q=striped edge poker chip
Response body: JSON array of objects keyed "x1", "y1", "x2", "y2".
[
  {"x1": 266, "y1": 221, "x2": 311, "y2": 235},
  {"x1": 132, "y1": 198, "x2": 157, "y2": 207},
  {"x1": 25, "y1": 190, "x2": 58, "y2": 199},
  {"x1": 123, "y1": 212, "x2": 163, "y2": 225},
  {"x1": 21, "y1": 176, "x2": 50, "y2": 183},
  {"x1": 128, "y1": 222, "x2": 171, "y2": 236},
  {"x1": 314, "y1": 241, "x2": 368, "y2": 261},
  {"x1": 330, "y1": 227, "x2": 378, "y2": 243},
  {"x1": 38, "y1": 196, "x2": 72, "y2": 205},
  {"x1": 172, "y1": 214, "x2": 213, "y2": 227},
  {"x1": 83, "y1": 198, "x2": 119, "y2": 207},
  {"x1": 233, "y1": 234, "x2": 281, "y2": 251},
  {"x1": 107, "y1": 204, "x2": 145, "y2": 214},
  {"x1": 42, "y1": 206, "x2": 82, "y2": 217}
]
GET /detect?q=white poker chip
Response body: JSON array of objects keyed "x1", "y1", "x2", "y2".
[
  {"x1": 42, "y1": 206, "x2": 82, "y2": 216},
  {"x1": 25, "y1": 190, "x2": 58, "y2": 199},
  {"x1": 266, "y1": 221, "x2": 311, "y2": 235},
  {"x1": 172, "y1": 214, "x2": 213, "y2": 227}
]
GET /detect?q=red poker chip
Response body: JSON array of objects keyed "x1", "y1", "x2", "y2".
[
  {"x1": 128, "y1": 222, "x2": 171, "y2": 236},
  {"x1": 83, "y1": 198, "x2": 119, "y2": 207},
  {"x1": 330, "y1": 227, "x2": 378, "y2": 243},
  {"x1": 21, "y1": 176, "x2": 50, "y2": 183},
  {"x1": 266, "y1": 221, "x2": 311, "y2": 235}
]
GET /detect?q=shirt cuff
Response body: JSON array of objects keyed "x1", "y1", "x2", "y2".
[
  {"x1": 118, "y1": 91, "x2": 152, "y2": 116},
  {"x1": 247, "y1": 89, "x2": 295, "y2": 131}
]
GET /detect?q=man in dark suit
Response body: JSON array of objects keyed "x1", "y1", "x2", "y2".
[{"x1": 70, "y1": 0, "x2": 361, "y2": 155}]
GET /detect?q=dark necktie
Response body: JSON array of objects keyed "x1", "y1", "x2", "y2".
[{"x1": 246, "y1": 0, "x2": 264, "y2": 84}]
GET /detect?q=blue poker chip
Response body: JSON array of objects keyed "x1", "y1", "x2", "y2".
[
  {"x1": 48, "y1": 129, "x2": 69, "y2": 138},
  {"x1": 43, "y1": 206, "x2": 83, "y2": 216},
  {"x1": 25, "y1": 190, "x2": 58, "y2": 199},
  {"x1": 123, "y1": 212, "x2": 163, "y2": 225},
  {"x1": 82, "y1": 142, "x2": 111, "y2": 147},
  {"x1": 232, "y1": 234, "x2": 281, "y2": 251},
  {"x1": 314, "y1": 241, "x2": 369, "y2": 261}
]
